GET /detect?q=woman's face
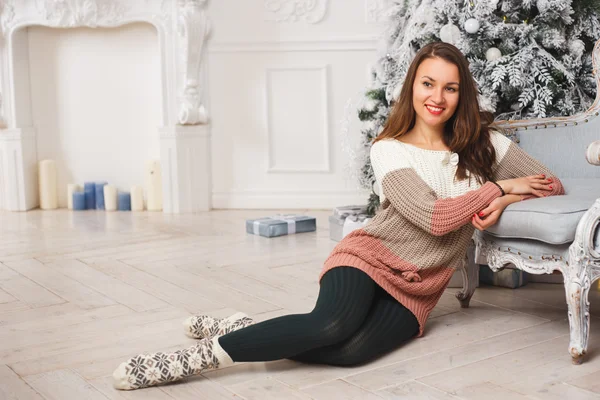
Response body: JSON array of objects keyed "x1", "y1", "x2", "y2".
[{"x1": 412, "y1": 57, "x2": 460, "y2": 129}]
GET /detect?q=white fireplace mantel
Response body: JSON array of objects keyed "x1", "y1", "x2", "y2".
[{"x1": 0, "y1": 0, "x2": 212, "y2": 213}]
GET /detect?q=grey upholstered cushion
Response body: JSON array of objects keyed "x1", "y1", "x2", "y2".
[{"x1": 484, "y1": 178, "x2": 600, "y2": 245}]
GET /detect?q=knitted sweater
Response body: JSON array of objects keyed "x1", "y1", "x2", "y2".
[{"x1": 320, "y1": 130, "x2": 565, "y2": 337}]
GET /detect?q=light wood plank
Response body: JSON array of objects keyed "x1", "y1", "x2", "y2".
[
  {"x1": 453, "y1": 382, "x2": 531, "y2": 399},
  {"x1": 179, "y1": 265, "x2": 315, "y2": 313},
  {"x1": 0, "y1": 304, "x2": 132, "y2": 335},
  {"x1": 568, "y1": 370, "x2": 600, "y2": 394},
  {"x1": 416, "y1": 335, "x2": 570, "y2": 393},
  {"x1": 0, "y1": 301, "x2": 30, "y2": 313},
  {"x1": 533, "y1": 382, "x2": 600, "y2": 400},
  {"x1": 1, "y1": 307, "x2": 189, "y2": 367},
  {"x1": 45, "y1": 259, "x2": 168, "y2": 312},
  {"x1": 90, "y1": 376, "x2": 175, "y2": 399},
  {"x1": 0, "y1": 302, "x2": 82, "y2": 326},
  {"x1": 377, "y1": 381, "x2": 460, "y2": 399},
  {"x1": 0, "y1": 365, "x2": 44, "y2": 400},
  {"x1": 231, "y1": 377, "x2": 314, "y2": 400},
  {"x1": 130, "y1": 261, "x2": 281, "y2": 315},
  {"x1": 87, "y1": 259, "x2": 225, "y2": 314},
  {"x1": 159, "y1": 375, "x2": 240, "y2": 399},
  {"x1": 25, "y1": 369, "x2": 108, "y2": 400},
  {"x1": 0, "y1": 262, "x2": 64, "y2": 308},
  {"x1": 0, "y1": 288, "x2": 16, "y2": 303},
  {"x1": 4, "y1": 259, "x2": 116, "y2": 309},
  {"x1": 9, "y1": 320, "x2": 191, "y2": 377},
  {"x1": 302, "y1": 379, "x2": 385, "y2": 399}
]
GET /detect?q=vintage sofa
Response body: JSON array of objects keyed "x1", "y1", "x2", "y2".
[{"x1": 455, "y1": 39, "x2": 600, "y2": 365}]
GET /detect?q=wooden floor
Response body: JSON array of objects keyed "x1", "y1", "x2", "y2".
[{"x1": 2, "y1": 209, "x2": 600, "y2": 399}]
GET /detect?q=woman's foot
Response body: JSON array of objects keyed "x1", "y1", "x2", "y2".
[
  {"x1": 183, "y1": 312, "x2": 254, "y2": 339},
  {"x1": 112, "y1": 336, "x2": 234, "y2": 390}
]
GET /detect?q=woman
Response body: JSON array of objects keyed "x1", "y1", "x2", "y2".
[{"x1": 113, "y1": 42, "x2": 564, "y2": 390}]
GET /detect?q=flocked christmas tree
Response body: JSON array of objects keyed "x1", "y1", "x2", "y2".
[{"x1": 354, "y1": 0, "x2": 600, "y2": 216}]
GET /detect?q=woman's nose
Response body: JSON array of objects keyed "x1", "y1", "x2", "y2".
[{"x1": 430, "y1": 89, "x2": 444, "y2": 104}]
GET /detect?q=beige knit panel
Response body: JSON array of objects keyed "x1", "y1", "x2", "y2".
[
  {"x1": 380, "y1": 167, "x2": 437, "y2": 226},
  {"x1": 364, "y1": 206, "x2": 473, "y2": 270}
]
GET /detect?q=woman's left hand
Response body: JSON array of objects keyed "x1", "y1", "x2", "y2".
[{"x1": 471, "y1": 197, "x2": 509, "y2": 231}]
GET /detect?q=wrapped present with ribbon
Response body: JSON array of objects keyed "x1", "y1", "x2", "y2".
[
  {"x1": 342, "y1": 214, "x2": 372, "y2": 238},
  {"x1": 246, "y1": 214, "x2": 316, "y2": 238},
  {"x1": 332, "y1": 205, "x2": 369, "y2": 219},
  {"x1": 329, "y1": 204, "x2": 370, "y2": 242}
]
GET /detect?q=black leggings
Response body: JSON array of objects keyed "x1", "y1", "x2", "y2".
[{"x1": 218, "y1": 267, "x2": 420, "y2": 366}]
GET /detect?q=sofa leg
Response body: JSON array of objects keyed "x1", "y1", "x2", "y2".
[
  {"x1": 563, "y1": 265, "x2": 592, "y2": 365},
  {"x1": 455, "y1": 251, "x2": 478, "y2": 308}
]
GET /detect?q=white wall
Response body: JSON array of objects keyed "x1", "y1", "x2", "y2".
[
  {"x1": 24, "y1": 1, "x2": 385, "y2": 210},
  {"x1": 206, "y1": 0, "x2": 385, "y2": 209},
  {"x1": 28, "y1": 23, "x2": 162, "y2": 208}
]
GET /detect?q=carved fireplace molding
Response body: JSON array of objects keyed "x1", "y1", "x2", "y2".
[{"x1": 0, "y1": 0, "x2": 212, "y2": 213}]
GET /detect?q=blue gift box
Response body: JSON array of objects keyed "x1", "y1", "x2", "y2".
[{"x1": 246, "y1": 214, "x2": 316, "y2": 238}]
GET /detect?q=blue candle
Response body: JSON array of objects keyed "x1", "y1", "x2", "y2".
[
  {"x1": 72, "y1": 191, "x2": 86, "y2": 211},
  {"x1": 95, "y1": 181, "x2": 107, "y2": 209},
  {"x1": 117, "y1": 191, "x2": 131, "y2": 211},
  {"x1": 84, "y1": 182, "x2": 96, "y2": 210}
]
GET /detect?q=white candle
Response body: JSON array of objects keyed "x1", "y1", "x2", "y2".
[
  {"x1": 131, "y1": 185, "x2": 144, "y2": 211},
  {"x1": 145, "y1": 160, "x2": 163, "y2": 211},
  {"x1": 104, "y1": 185, "x2": 118, "y2": 211},
  {"x1": 67, "y1": 183, "x2": 82, "y2": 210},
  {"x1": 39, "y1": 160, "x2": 58, "y2": 210}
]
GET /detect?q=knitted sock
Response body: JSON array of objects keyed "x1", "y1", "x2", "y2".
[
  {"x1": 112, "y1": 336, "x2": 234, "y2": 390},
  {"x1": 183, "y1": 312, "x2": 254, "y2": 339}
]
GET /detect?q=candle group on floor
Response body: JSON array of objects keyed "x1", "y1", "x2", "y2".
[
  {"x1": 37, "y1": 159, "x2": 163, "y2": 212},
  {"x1": 71, "y1": 183, "x2": 147, "y2": 211}
]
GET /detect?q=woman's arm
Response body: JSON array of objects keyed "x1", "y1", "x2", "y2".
[
  {"x1": 371, "y1": 140, "x2": 503, "y2": 236},
  {"x1": 490, "y1": 130, "x2": 565, "y2": 199}
]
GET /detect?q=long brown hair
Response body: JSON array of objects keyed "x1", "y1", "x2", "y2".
[{"x1": 373, "y1": 42, "x2": 497, "y2": 185}]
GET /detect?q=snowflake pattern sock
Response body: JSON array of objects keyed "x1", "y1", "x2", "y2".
[
  {"x1": 183, "y1": 312, "x2": 254, "y2": 339},
  {"x1": 112, "y1": 336, "x2": 234, "y2": 390}
]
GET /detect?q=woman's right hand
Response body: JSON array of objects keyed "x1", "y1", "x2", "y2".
[{"x1": 497, "y1": 175, "x2": 554, "y2": 197}]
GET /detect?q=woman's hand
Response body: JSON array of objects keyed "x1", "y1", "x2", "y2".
[
  {"x1": 497, "y1": 174, "x2": 554, "y2": 197},
  {"x1": 472, "y1": 197, "x2": 510, "y2": 231}
]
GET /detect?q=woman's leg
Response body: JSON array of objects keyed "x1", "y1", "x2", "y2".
[
  {"x1": 113, "y1": 266, "x2": 377, "y2": 390},
  {"x1": 218, "y1": 266, "x2": 377, "y2": 362},
  {"x1": 289, "y1": 287, "x2": 419, "y2": 366}
]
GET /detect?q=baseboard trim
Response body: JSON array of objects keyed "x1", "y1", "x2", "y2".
[{"x1": 212, "y1": 190, "x2": 371, "y2": 209}]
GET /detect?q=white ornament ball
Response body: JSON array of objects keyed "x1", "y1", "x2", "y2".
[
  {"x1": 464, "y1": 18, "x2": 480, "y2": 34},
  {"x1": 440, "y1": 23, "x2": 461, "y2": 44},
  {"x1": 568, "y1": 39, "x2": 585, "y2": 58},
  {"x1": 486, "y1": 47, "x2": 502, "y2": 61}
]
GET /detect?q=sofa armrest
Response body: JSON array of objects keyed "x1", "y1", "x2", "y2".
[{"x1": 586, "y1": 141, "x2": 600, "y2": 166}]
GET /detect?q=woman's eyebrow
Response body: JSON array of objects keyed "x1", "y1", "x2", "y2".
[{"x1": 421, "y1": 75, "x2": 459, "y2": 85}]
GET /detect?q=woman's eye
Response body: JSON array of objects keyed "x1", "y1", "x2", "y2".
[
  {"x1": 423, "y1": 81, "x2": 432, "y2": 87},
  {"x1": 446, "y1": 87, "x2": 457, "y2": 92}
]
